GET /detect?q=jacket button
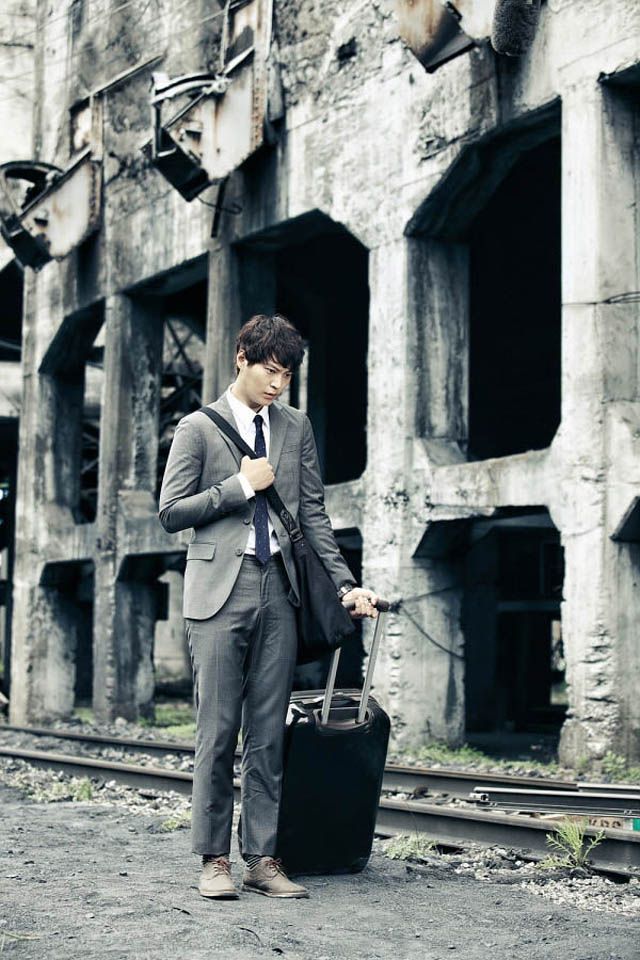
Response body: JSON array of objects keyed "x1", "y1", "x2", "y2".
[
  {"x1": 243, "y1": 518, "x2": 250, "y2": 525},
  {"x1": 235, "y1": 547, "x2": 243, "y2": 556}
]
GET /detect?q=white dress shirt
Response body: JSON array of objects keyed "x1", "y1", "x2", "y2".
[{"x1": 226, "y1": 385, "x2": 281, "y2": 557}]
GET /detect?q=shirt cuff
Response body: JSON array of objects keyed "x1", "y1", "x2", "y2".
[{"x1": 236, "y1": 472, "x2": 255, "y2": 500}]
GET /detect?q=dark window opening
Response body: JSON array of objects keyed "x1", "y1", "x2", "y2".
[
  {"x1": 275, "y1": 232, "x2": 369, "y2": 484},
  {"x1": 156, "y1": 282, "x2": 206, "y2": 498},
  {"x1": 40, "y1": 560, "x2": 95, "y2": 709},
  {"x1": 0, "y1": 420, "x2": 18, "y2": 697},
  {"x1": 118, "y1": 551, "x2": 188, "y2": 715},
  {"x1": 77, "y1": 338, "x2": 103, "y2": 524},
  {"x1": 39, "y1": 302, "x2": 105, "y2": 525},
  {"x1": 463, "y1": 510, "x2": 565, "y2": 744},
  {"x1": 154, "y1": 565, "x2": 192, "y2": 699},
  {"x1": 468, "y1": 137, "x2": 561, "y2": 460},
  {"x1": 72, "y1": 562, "x2": 94, "y2": 705},
  {"x1": 238, "y1": 214, "x2": 369, "y2": 486},
  {"x1": 0, "y1": 259, "x2": 22, "y2": 694},
  {"x1": 0, "y1": 260, "x2": 23, "y2": 361}
]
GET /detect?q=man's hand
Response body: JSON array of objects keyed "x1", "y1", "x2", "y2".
[
  {"x1": 241, "y1": 455, "x2": 274, "y2": 492},
  {"x1": 341, "y1": 587, "x2": 379, "y2": 619}
]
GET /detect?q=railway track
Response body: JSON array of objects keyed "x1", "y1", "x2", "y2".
[
  {"x1": 4, "y1": 723, "x2": 640, "y2": 801},
  {"x1": 2, "y1": 725, "x2": 640, "y2": 876},
  {"x1": 0, "y1": 723, "x2": 591, "y2": 796}
]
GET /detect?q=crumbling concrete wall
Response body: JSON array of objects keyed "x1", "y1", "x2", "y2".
[
  {"x1": 0, "y1": 0, "x2": 36, "y2": 165},
  {"x1": 5, "y1": 0, "x2": 640, "y2": 763},
  {"x1": 7, "y1": 0, "x2": 214, "y2": 722}
]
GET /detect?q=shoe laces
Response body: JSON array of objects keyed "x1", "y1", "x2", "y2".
[
  {"x1": 261, "y1": 857, "x2": 285, "y2": 878},
  {"x1": 204, "y1": 856, "x2": 231, "y2": 876}
]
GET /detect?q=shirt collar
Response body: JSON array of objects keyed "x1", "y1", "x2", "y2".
[{"x1": 226, "y1": 384, "x2": 270, "y2": 432}]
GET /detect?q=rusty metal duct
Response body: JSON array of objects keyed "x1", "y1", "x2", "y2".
[
  {"x1": 145, "y1": 73, "x2": 230, "y2": 201},
  {"x1": 0, "y1": 152, "x2": 102, "y2": 271},
  {"x1": 143, "y1": 0, "x2": 277, "y2": 202},
  {"x1": 394, "y1": 0, "x2": 494, "y2": 72},
  {"x1": 395, "y1": 1, "x2": 472, "y2": 72},
  {"x1": 394, "y1": 1, "x2": 540, "y2": 72}
]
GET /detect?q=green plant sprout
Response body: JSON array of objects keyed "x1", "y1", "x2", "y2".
[
  {"x1": 158, "y1": 809, "x2": 192, "y2": 832},
  {"x1": 541, "y1": 818, "x2": 605, "y2": 870},
  {"x1": 383, "y1": 834, "x2": 438, "y2": 862}
]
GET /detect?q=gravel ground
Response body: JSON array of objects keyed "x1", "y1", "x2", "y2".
[
  {"x1": 2, "y1": 765, "x2": 640, "y2": 960},
  {"x1": 2, "y1": 714, "x2": 193, "y2": 744},
  {"x1": 0, "y1": 725, "x2": 194, "y2": 772},
  {"x1": 385, "y1": 748, "x2": 577, "y2": 782}
]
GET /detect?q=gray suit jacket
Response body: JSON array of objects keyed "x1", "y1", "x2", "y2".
[{"x1": 158, "y1": 392, "x2": 354, "y2": 620}]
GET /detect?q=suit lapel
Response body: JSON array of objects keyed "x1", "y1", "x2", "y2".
[
  {"x1": 268, "y1": 402, "x2": 288, "y2": 474},
  {"x1": 206, "y1": 394, "x2": 242, "y2": 468}
]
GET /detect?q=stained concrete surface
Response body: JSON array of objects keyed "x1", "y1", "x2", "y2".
[{"x1": 1, "y1": 783, "x2": 638, "y2": 960}]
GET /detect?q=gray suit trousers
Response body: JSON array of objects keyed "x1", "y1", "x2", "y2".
[{"x1": 186, "y1": 554, "x2": 297, "y2": 857}]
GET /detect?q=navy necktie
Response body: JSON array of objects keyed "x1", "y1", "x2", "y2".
[{"x1": 253, "y1": 414, "x2": 270, "y2": 564}]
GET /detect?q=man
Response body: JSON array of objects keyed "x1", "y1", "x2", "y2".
[{"x1": 159, "y1": 313, "x2": 378, "y2": 900}]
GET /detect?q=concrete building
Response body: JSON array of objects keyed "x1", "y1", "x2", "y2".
[{"x1": 1, "y1": 0, "x2": 639, "y2": 763}]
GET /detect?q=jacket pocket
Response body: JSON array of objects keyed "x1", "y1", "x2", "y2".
[{"x1": 186, "y1": 542, "x2": 216, "y2": 560}]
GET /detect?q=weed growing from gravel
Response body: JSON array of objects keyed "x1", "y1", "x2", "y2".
[
  {"x1": 140, "y1": 704, "x2": 196, "y2": 740},
  {"x1": 142, "y1": 704, "x2": 194, "y2": 728},
  {"x1": 574, "y1": 756, "x2": 590, "y2": 777},
  {"x1": 600, "y1": 752, "x2": 640, "y2": 784},
  {"x1": 383, "y1": 834, "x2": 438, "y2": 862},
  {"x1": 541, "y1": 819, "x2": 605, "y2": 870},
  {"x1": 411, "y1": 743, "x2": 487, "y2": 765},
  {"x1": 159, "y1": 722, "x2": 196, "y2": 739},
  {"x1": 28, "y1": 776, "x2": 94, "y2": 803},
  {"x1": 158, "y1": 809, "x2": 191, "y2": 832},
  {"x1": 393, "y1": 741, "x2": 561, "y2": 776},
  {"x1": 72, "y1": 707, "x2": 94, "y2": 724}
]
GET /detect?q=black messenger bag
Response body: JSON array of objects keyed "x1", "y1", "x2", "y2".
[{"x1": 198, "y1": 407, "x2": 355, "y2": 664}]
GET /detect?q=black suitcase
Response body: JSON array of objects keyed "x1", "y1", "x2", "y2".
[{"x1": 276, "y1": 602, "x2": 391, "y2": 875}]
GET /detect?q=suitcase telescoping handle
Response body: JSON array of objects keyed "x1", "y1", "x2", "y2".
[{"x1": 321, "y1": 599, "x2": 391, "y2": 725}]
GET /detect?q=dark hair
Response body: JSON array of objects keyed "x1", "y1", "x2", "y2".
[{"x1": 235, "y1": 314, "x2": 305, "y2": 372}]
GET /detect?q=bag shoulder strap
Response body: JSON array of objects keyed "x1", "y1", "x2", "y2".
[
  {"x1": 197, "y1": 406, "x2": 302, "y2": 542},
  {"x1": 199, "y1": 405, "x2": 255, "y2": 459}
]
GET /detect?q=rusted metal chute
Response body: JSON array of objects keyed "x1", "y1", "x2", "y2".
[
  {"x1": 145, "y1": 72, "x2": 231, "y2": 202},
  {"x1": 0, "y1": 151, "x2": 102, "y2": 270},
  {"x1": 395, "y1": 0, "x2": 540, "y2": 72},
  {"x1": 144, "y1": 0, "x2": 279, "y2": 203},
  {"x1": 394, "y1": 0, "x2": 494, "y2": 72}
]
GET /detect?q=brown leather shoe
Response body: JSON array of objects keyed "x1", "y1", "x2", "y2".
[
  {"x1": 242, "y1": 858, "x2": 309, "y2": 898},
  {"x1": 199, "y1": 856, "x2": 239, "y2": 899}
]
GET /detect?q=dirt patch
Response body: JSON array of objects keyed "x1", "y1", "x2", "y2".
[{"x1": 1, "y1": 780, "x2": 640, "y2": 960}]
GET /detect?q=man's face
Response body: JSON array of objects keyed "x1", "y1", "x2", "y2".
[{"x1": 235, "y1": 350, "x2": 293, "y2": 410}]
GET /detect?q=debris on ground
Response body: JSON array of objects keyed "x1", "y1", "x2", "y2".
[{"x1": 375, "y1": 837, "x2": 640, "y2": 917}]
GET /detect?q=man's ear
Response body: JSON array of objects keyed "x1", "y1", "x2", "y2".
[{"x1": 236, "y1": 349, "x2": 246, "y2": 369}]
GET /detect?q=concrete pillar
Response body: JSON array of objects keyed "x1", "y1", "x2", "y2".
[
  {"x1": 558, "y1": 80, "x2": 640, "y2": 763},
  {"x1": 10, "y1": 270, "x2": 79, "y2": 723},
  {"x1": 204, "y1": 244, "x2": 243, "y2": 403},
  {"x1": 362, "y1": 238, "x2": 465, "y2": 748},
  {"x1": 93, "y1": 294, "x2": 164, "y2": 721},
  {"x1": 204, "y1": 243, "x2": 280, "y2": 403},
  {"x1": 408, "y1": 237, "x2": 469, "y2": 445}
]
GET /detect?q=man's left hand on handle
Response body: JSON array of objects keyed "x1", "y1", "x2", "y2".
[{"x1": 341, "y1": 587, "x2": 379, "y2": 619}]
